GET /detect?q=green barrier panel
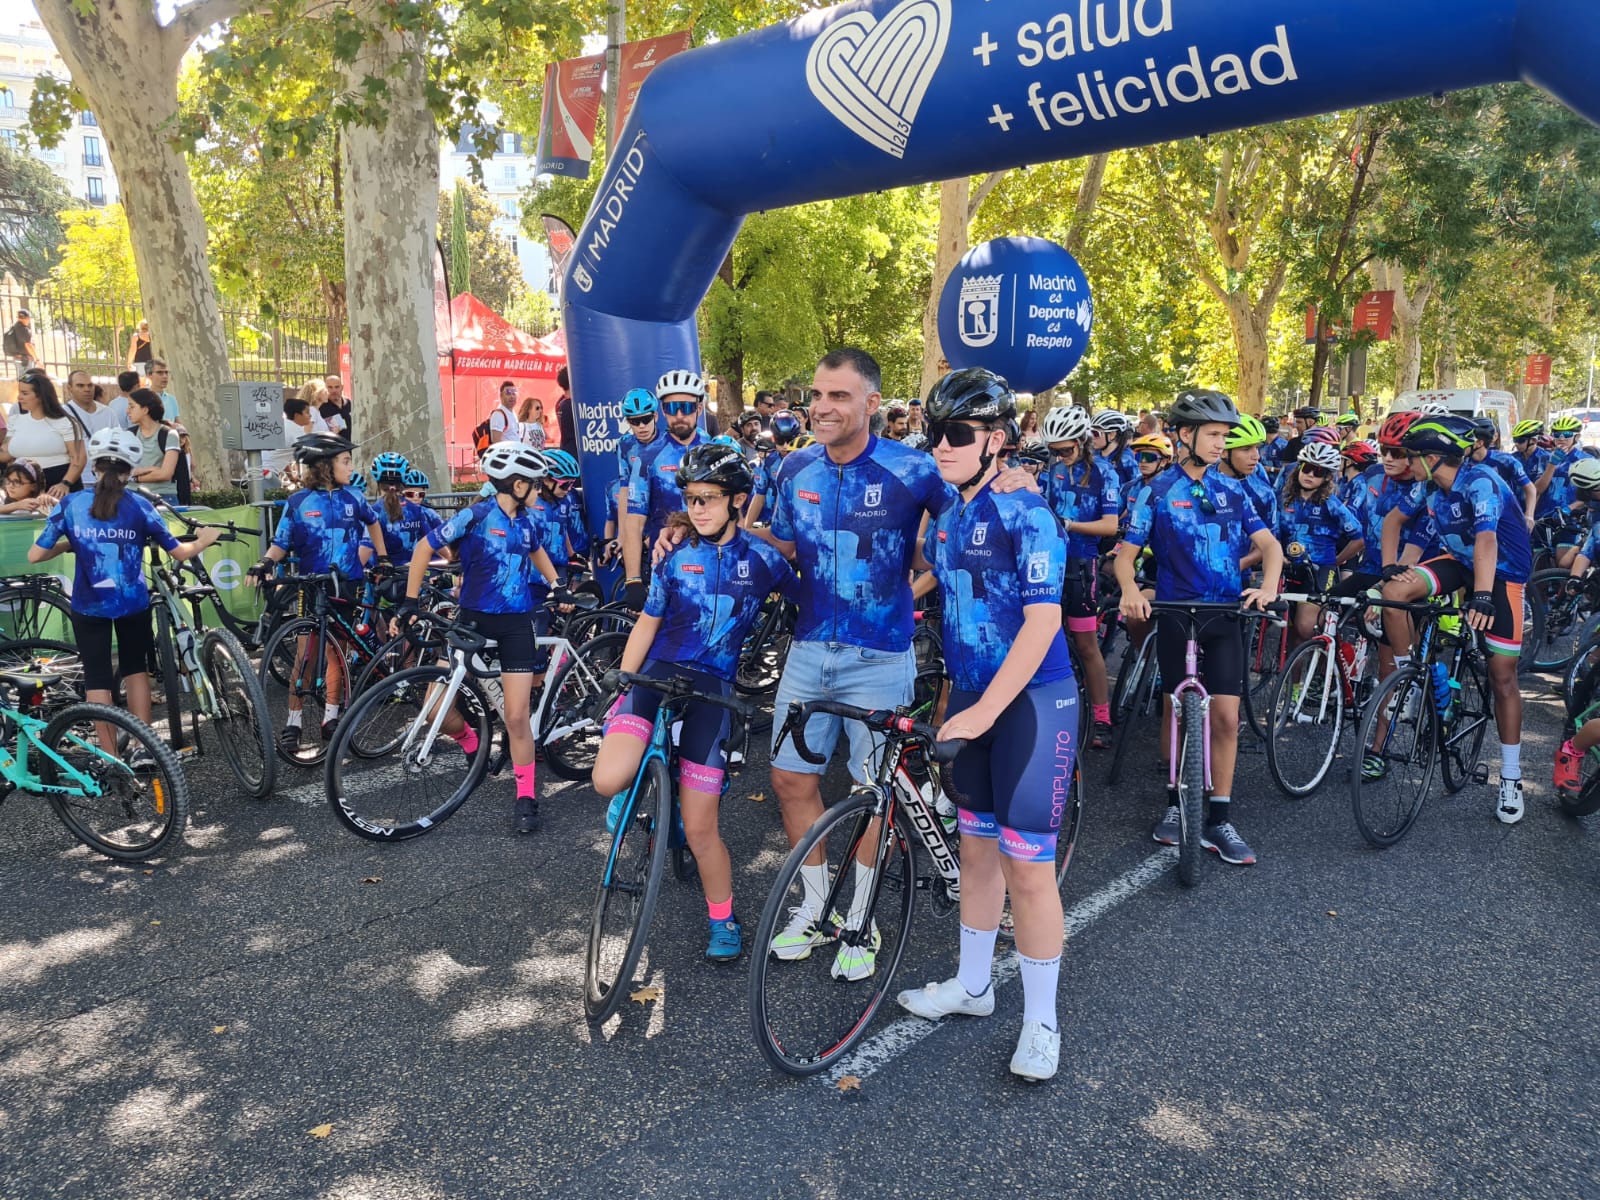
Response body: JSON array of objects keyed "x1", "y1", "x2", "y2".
[{"x1": 0, "y1": 504, "x2": 267, "y2": 641}]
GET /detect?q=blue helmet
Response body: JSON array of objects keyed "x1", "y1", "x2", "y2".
[
  {"x1": 621, "y1": 388, "x2": 658, "y2": 419},
  {"x1": 348, "y1": 469, "x2": 368, "y2": 492},
  {"x1": 543, "y1": 448, "x2": 581, "y2": 480},
  {"x1": 371, "y1": 451, "x2": 410, "y2": 482},
  {"x1": 401, "y1": 467, "x2": 430, "y2": 490},
  {"x1": 771, "y1": 411, "x2": 802, "y2": 444}
]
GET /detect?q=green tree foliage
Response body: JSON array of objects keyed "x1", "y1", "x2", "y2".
[
  {"x1": 0, "y1": 141, "x2": 72, "y2": 286},
  {"x1": 44, "y1": 204, "x2": 140, "y2": 296},
  {"x1": 449, "y1": 181, "x2": 472, "y2": 298},
  {"x1": 437, "y1": 182, "x2": 525, "y2": 317}
]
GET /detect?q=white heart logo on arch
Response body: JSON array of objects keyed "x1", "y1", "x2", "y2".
[{"x1": 805, "y1": 0, "x2": 951, "y2": 159}]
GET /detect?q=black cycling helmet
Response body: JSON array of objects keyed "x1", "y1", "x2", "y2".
[
  {"x1": 676, "y1": 442, "x2": 755, "y2": 494},
  {"x1": 1400, "y1": 415, "x2": 1476, "y2": 458},
  {"x1": 1470, "y1": 416, "x2": 1498, "y2": 443},
  {"x1": 292, "y1": 433, "x2": 355, "y2": 464},
  {"x1": 1293, "y1": 406, "x2": 1322, "y2": 422},
  {"x1": 1261, "y1": 415, "x2": 1281, "y2": 435},
  {"x1": 924, "y1": 367, "x2": 1017, "y2": 424},
  {"x1": 770, "y1": 411, "x2": 803, "y2": 444},
  {"x1": 1167, "y1": 389, "x2": 1243, "y2": 429}
]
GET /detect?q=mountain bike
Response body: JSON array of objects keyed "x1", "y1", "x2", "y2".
[
  {"x1": 1349, "y1": 598, "x2": 1492, "y2": 847},
  {"x1": 583, "y1": 670, "x2": 756, "y2": 1024},
  {"x1": 0, "y1": 664, "x2": 188, "y2": 860},
  {"x1": 0, "y1": 574, "x2": 73, "y2": 641},
  {"x1": 1264, "y1": 591, "x2": 1382, "y2": 797}
]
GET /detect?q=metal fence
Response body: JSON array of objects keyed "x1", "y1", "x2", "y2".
[{"x1": 0, "y1": 289, "x2": 340, "y2": 387}]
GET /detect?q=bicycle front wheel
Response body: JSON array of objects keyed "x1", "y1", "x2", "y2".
[
  {"x1": 749, "y1": 789, "x2": 914, "y2": 1076},
  {"x1": 41, "y1": 703, "x2": 189, "y2": 861},
  {"x1": 199, "y1": 628, "x2": 276, "y2": 798},
  {"x1": 260, "y1": 617, "x2": 356, "y2": 766},
  {"x1": 1525, "y1": 568, "x2": 1585, "y2": 673},
  {"x1": 1439, "y1": 649, "x2": 1491, "y2": 795},
  {"x1": 1350, "y1": 667, "x2": 1437, "y2": 847},
  {"x1": 1175, "y1": 691, "x2": 1207, "y2": 888},
  {"x1": 1107, "y1": 633, "x2": 1159, "y2": 788},
  {"x1": 541, "y1": 631, "x2": 629, "y2": 782},
  {"x1": 324, "y1": 665, "x2": 492, "y2": 840},
  {"x1": 1265, "y1": 638, "x2": 1345, "y2": 798},
  {"x1": 584, "y1": 755, "x2": 672, "y2": 1023}
]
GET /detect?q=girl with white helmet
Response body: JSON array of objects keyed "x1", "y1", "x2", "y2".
[
  {"x1": 27, "y1": 428, "x2": 220, "y2": 749},
  {"x1": 1278, "y1": 440, "x2": 1365, "y2": 644},
  {"x1": 393, "y1": 440, "x2": 564, "y2": 836},
  {"x1": 1040, "y1": 405, "x2": 1119, "y2": 749},
  {"x1": 1090, "y1": 408, "x2": 1137, "y2": 496}
]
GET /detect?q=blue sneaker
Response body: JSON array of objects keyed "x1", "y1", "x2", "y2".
[
  {"x1": 605, "y1": 791, "x2": 628, "y2": 834},
  {"x1": 706, "y1": 916, "x2": 743, "y2": 961}
]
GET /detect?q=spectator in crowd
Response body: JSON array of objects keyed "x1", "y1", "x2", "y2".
[
  {"x1": 754, "y1": 390, "x2": 779, "y2": 431},
  {"x1": 114, "y1": 370, "x2": 140, "y2": 423},
  {"x1": 263, "y1": 398, "x2": 316, "y2": 488},
  {"x1": 1136, "y1": 411, "x2": 1160, "y2": 436},
  {"x1": 126, "y1": 319, "x2": 153, "y2": 369},
  {"x1": 320, "y1": 374, "x2": 351, "y2": 437},
  {"x1": 126, "y1": 388, "x2": 181, "y2": 502},
  {"x1": 489, "y1": 380, "x2": 519, "y2": 445},
  {"x1": 883, "y1": 403, "x2": 910, "y2": 440},
  {"x1": 295, "y1": 379, "x2": 333, "y2": 432},
  {"x1": 517, "y1": 391, "x2": 547, "y2": 448},
  {"x1": 0, "y1": 371, "x2": 86, "y2": 497},
  {"x1": 555, "y1": 366, "x2": 576, "y2": 452},
  {"x1": 4, "y1": 309, "x2": 38, "y2": 376},
  {"x1": 907, "y1": 397, "x2": 925, "y2": 433},
  {"x1": 145, "y1": 359, "x2": 180, "y2": 421},
  {"x1": 66, "y1": 369, "x2": 128, "y2": 486},
  {"x1": 1019, "y1": 409, "x2": 1039, "y2": 439},
  {"x1": 0, "y1": 458, "x2": 50, "y2": 515}
]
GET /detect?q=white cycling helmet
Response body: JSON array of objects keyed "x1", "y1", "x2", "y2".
[
  {"x1": 656, "y1": 369, "x2": 707, "y2": 401},
  {"x1": 87, "y1": 427, "x2": 142, "y2": 470},
  {"x1": 1041, "y1": 405, "x2": 1093, "y2": 444},
  {"x1": 480, "y1": 441, "x2": 548, "y2": 483},
  {"x1": 1417, "y1": 401, "x2": 1453, "y2": 417},
  {"x1": 1091, "y1": 409, "x2": 1132, "y2": 434},
  {"x1": 1297, "y1": 441, "x2": 1343, "y2": 472}
]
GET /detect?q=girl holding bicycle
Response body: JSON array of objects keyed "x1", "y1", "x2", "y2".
[
  {"x1": 246, "y1": 434, "x2": 387, "y2": 753},
  {"x1": 894, "y1": 368, "x2": 1075, "y2": 1083},
  {"x1": 591, "y1": 443, "x2": 793, "y2": 963},
  {"x1": 1278, "y1": 441, "x2": 1365, "y2": 643},
  {"x1": 28, "y1": 428, "x2": 219, "y2": 754},
  {"x1": 394, "y1": 442, "x2": 563, "y2": 836}
]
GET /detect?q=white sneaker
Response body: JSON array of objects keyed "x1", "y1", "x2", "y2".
[
  {"x1": 1009, "y1": 1019, "x2": 1061, "y2": 1082},
  {"x1": 828, "y1": 922, "x2": 881, "y2": 982},
  {"x1": 1496, "y1": 778, "x2": 1525, "y2": 825},
  {"x1": 896, "y1": 976, "x2": 994, "y2": 1020},
  {"x1": 769, "y1": 908, "x2": 836, "y2": 962}
]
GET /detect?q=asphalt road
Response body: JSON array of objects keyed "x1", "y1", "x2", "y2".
[{"x1": 4, "y1": 665, "x2": 1599, "y2": 1199}]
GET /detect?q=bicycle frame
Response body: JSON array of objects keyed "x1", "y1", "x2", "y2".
[
  {"x1": 1168, "y1": 629, "x2": 1214, "y2": 794},
  {"x1": 0, "y1": 705, "x2": 112, "y2": 797}
]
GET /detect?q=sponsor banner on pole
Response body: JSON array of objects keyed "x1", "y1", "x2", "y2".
[
  {"x1": 614, "y1": 30, "x2": 694, "y2": 146},
  {"x1": 1526, "y1": 354, "x2": 1553, "y2": 386},
  {"x1": 1352, "y1": 290, "x2": 1395, "y2": 341},
  {"x1": 535, "y1": 55, "x2": 605, "y2": 179},
  {"x1": 541, "y1": 213, "x2": 577, "y2": 300},
  {"x1": 1304, "y1": 304, "x2": 1345, "y2": 345}
]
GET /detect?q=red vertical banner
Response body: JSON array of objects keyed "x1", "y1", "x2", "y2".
[
  {"x1": 534, "y1": 54, "x2": 606, "y2": 179},
  {"x1": 1352, "y1": 290, "x2": 1395, "y2": 341},
  {"x1": 613, "y1": 30, "x2": 694, "y2": 146},
  {"x1": 1526, "y1": 354, "x2": 1554, "y2": 386}
]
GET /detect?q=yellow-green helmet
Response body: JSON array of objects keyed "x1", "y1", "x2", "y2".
[
  {"x1": 1335, "y1": 412, "x2": 1361, "y2": 428},
  {"x1": 1552, "y1": 415, "x2": 1584, "y2": 435},
  {"x1": 1512, "y1": 418, "x2": 1544, "y2": 440},
  {"x1": 1224, "y1": 413, "x2": 1268, "y2": 450}
]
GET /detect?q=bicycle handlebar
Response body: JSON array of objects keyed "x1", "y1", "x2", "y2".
[
  {"x1": 604, "y1": 669, "x2": 759, "y2": 723},
  {"x1": 776, "y1": 699, "x2": 964, "y2": 766}
]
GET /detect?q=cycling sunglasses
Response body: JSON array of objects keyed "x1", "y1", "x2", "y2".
[
  {"x1": 927, "y1": 420, "x2": 993, "y2": 449},
  {"x1": 1188, "y1": 483, "x2": 1216, "y2": 515},
  {"x1": 549, "y1": 479, "x2": 575, "y2": 490},
  {"x1": 1299, "y1": 464, "x2": 1333, "y2": 479},
  {"x1": 684, "y1": 492, "x2": 730, "y2": 508},
  {"x1": 402, "y1": 488, "x2": 427, "y2": 499},
  {"x1": 661, "y1": 400, "x2": 699, "y2": 415},
  {"x1": 626, "y1": 414, "x2": 655, "y2": 426},
  {"x1": 1136, "y1": 451, "x2": 1165, "y2": 464},
  {"x1": 1380, "y1": 447, "x2": 1409, "y2": 460}
]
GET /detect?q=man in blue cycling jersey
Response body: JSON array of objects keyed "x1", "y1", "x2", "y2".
[
  {"x1": 622, "y1": 371, "x2": 708, "y2": 609},
  {"x1": 1114, "y1": 389, "x2": 1283, "y2": 866}
]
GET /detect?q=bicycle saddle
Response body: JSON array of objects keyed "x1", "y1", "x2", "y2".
[{"x1": 0, "y1": 669, "x2": 62, "y2": 691}]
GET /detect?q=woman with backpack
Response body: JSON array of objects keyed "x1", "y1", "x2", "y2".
[{"x1": 126, "y1": 388, "x2": 182, "y2": 502}]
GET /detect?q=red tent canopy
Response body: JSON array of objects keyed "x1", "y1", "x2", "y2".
[{"x1": 440, "y1": 293, "x2": 566, "y2": 478}]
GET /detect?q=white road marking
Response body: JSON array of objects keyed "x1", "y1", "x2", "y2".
[{"x1": 821, "y1": 848, "x2": 1177, "y2": 1084}]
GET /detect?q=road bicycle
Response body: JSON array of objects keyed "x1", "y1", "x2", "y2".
[
  {"x1": 140, "y1": 503, "x2": 276, "y2": 797},
  {"x1": 0, "y1": 663, "x2": 188, "y2": 860},
  {"x1": 1264, "y1": 591, "x2": 1383, "y2": 797},
  {"x1": 1525, "y1": 564, "x2": 1594, "y2": 674},
  {"x1": 583, "y1": 669, "x2": 756, "y2": 1024},
  {"x1": 1349, "y1": 598, "x2": 1492, "y2": 847}
]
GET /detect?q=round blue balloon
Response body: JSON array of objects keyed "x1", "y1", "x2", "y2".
[{"x1": 937, "y1": 237, "x2": 1093, "y2": 395}]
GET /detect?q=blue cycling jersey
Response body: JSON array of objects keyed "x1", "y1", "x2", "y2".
[
  {"x1": 628, "y1": 431, "x2": 708, "y2": 536},
  {"x1": 526, "y1": 494, "x2": 572, "y2": 592},
  {"x1": 273, "y1": 485, "x2": 378, "y2": 579},
  {"x1": 1351, "y1": 463, "x2": 1434, "y2": 574},
  {"x1": 1542, "y1": 447, "x2": 1595, "y2": 517},
  {"x1": 427, "y1": 498, "x2": 546, "y2": 615},
  {"x1": 1040, "y1": 456, "x2": 1119, "y2": 560},
  {"x1": 1261, "y1": 436, "x2": 1288, "y2": 478},
  {"x1": 35, "y1": 490, "x2": 178, "y2": 619},
  {"x1": 1519, "y1": 446, "x2": 1551, "y2": 493},
  {"x1": 1481, "y1": 449, "x2": 1531, "y2": 496},
  {"x1": 1279, "y1": 492, "x2": 1363, "y2": 568},
  {"x1": 554, "y1": 492, "x2": 589, "y2": 556},
  {"x1": 643, "y1": 530, "x2": 795, "y2": 680},
  {"x1": 1122, "y1": 467, "x2": 1266, "y2": 603},
  {"x1": 1233, "y1": 466, "x2": 1278, "y2": 533},
  {"x1": 1397, "y1": 461, "x2": 1532, "y2": 584},
  {"x1": 924, "y1": 483, "x2": 1072, "y2": 694},
  {"x1": 772, "y1": 435, "x2": 952, "y2": 652},
  {"x1": 375, "y1": 499, "x2": 443, "y2": 565}
]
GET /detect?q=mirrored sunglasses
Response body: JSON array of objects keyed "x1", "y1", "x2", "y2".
[
  {"x1": 661, "y1": 401, "x2": 699, "y2": 415},
  {"x1": 1300, "y1": 464, "x2": 1333, "y2": 478}
]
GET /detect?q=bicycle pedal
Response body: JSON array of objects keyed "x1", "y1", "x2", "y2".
[
  {"x1": 1472, "y1": 764, "x2": 1490, "y2": 785},
  {"x1": 487, "y1": 750, "x2": 508, "y2": 777},
  {"x1": 176, "y1": 745, "x2": 201, "y2": 762}
]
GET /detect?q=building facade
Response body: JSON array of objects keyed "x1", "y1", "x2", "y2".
[
  {"x1": 0, "y1": 19, "x2": 118, "y2": 207},
  {"x1": 438, "y1": 125, "x2": 552, "y2": 299}
]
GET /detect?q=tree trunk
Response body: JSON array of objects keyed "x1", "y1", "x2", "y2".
[
  {"x1": 1369, "y1": 260, "x2": 1432, "y2": 396},
  {"x1": 1224, "y1": 292, "x2": 1273, "y2": 414},
  {"x1": 34, "y1": 0, "x2": 237, "y2": 487},
  {"x1": 920, "y1": 178, "x2": 970, "y2": 402},
  {"x1": 340, "y1": 10, "x2": 448, "y2": 485},
  {"x1": 1435, "y1": 302, "x2": 1459, "y2": 388},
  {"x1": 1065, "y1": 154, "x2": 1109, "y2": 255}
]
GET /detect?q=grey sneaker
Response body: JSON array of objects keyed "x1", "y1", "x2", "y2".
[{"x1": 1151, "y1": 804, "x2": 1180, "y2": 846}]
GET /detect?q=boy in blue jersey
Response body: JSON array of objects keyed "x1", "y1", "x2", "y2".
[
  {"x1": 1039, "y1": 403, "x2": 1118, "y2": 748},
  {"x1": 1541, "y1": 415, "x2": 1594, "y2": 565},
  {"x1": 29, "y1": 428, "x2": 220, "y2": 755},
  {"x1": 606, "y1": 388, "x2": 659, "y2": 558},
  {"x1": 1260, "y1": 415, "x2": 1287, "y2": 482},
  {"x1": 1216, "y1": 414, "x2": 1277, "y2": 573},
  {"x1": 392, "y1": 442, "x2": 563, "y2": 835},
  {"x1": 592, "y1": 444, "x2": 794, "y2": 963},
  {"x1": 247, "y1": 434, "x2": 387, "y2": 755},
  {"x1": 1511, "y1": 419, "x2": 1553, "y2": 508},
  {"x1": 1380, "y1": 415, "x2": 1533, "y2": 823},
  {"x1": 1469, "y1": 419, "x2": 1537, "y2": 532},
  {"x1": 893, "y1": 368, "x2": 1076, "y2": 1082},
  {"x1": 621, "y1": 371, "x2": 708, "y2": 609},
  {"x1": 1090, "y1": 408, "x2": 1136, "y2": 500},
  {"x1": 1115, "y1": 389, "x2": 1284, "y2": 866}
]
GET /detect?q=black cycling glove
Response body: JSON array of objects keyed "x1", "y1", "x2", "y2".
[
  {"x1": 623, "y1": 578, "x2": 648, "y2": 611},
  {"x1": 393, "y1": 598, "x2": 421, "y2": 630},
  {"x1": 245, "y1": 558, "x2": 274, "y2": 584},
  {"x1": 1466, "y1": 590, "x2": 1496, "y2": 620},
  {"x1": 1379, "y1": 563, "x2": 1410, "y2": 582}
]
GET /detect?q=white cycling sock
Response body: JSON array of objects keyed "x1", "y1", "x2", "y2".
[
  {"x1": 1018, "y1": 953, "x2": 1061, "y2": 1031},
  {"x1": 957, "y1": 924, "x2": 997, "y2": 996},
  {"x1": 1501, "y1": 743, "x2": 1522, "y2": 781},
  {"x1": 323, "y1": 703, "x2": 340, "y2": 722},
  {"x1": 798, "y1": 864, "x2": 830, "y2": 920},
  {"x1": 846, "y1": 859, "x2": 877, "y2": 931},
  {"x1": 284, "y1": 709, "x2": 302, "y2": 728},
  {"x1": 1393, "y1": 655, "x2": 1411, "y2": 670}
]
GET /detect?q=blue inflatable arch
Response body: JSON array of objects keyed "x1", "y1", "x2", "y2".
[{"x1": 562, "y1": 0, "x2": 1600, "y2": 541}]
